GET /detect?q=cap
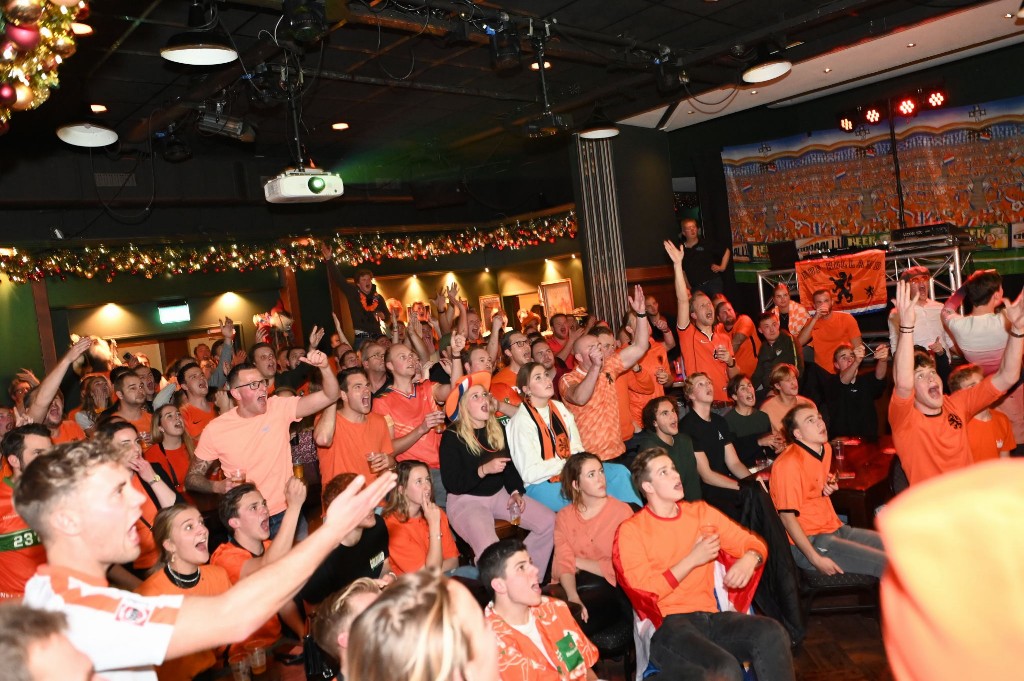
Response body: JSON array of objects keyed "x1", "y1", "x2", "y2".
[{"x1": 444, "y1": 371, "x2": 492, "y2": 421}]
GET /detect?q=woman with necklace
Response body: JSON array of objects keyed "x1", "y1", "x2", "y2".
[
  {"x1": 552, "y1": 452, "x2": 635, "y2": 635},
  {"x1": 146, "y1": 404, "x2": 195, "y2": 500},
  {"x1": 439, "y1": 372, "x2": 555, "y2": 575},
  {"x1": 507, "y1": 362, "x2": 640, "y2": 512},
  {"x1": 136, "y1": 504, "x2": 232, "y2": 680}
]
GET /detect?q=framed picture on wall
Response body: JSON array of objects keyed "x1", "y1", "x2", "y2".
[
  {"x1": 478, "y1": 294, "x2": 502, "y2": 325},
  {"x1": 539, "y1": 279, "x2": 574, "y2": 317}
]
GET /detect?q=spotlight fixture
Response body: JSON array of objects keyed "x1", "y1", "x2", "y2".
[
  {"x1": 530, "y1": 61, "x2": 552, "y2": 70},
  {"x1": 864, "y1": 104, "x2": 883, "y2": 125},
  {"x1": 896, "y1": 96, "x2": 917, "y2": 117},
  {"x1": 926, "y1": 90, "x2": 945, "y2": 108},
  {"x1": 161, "y1": 0, "x2": 238, "y2": 66},
  {"x1": 330, "y1": 122, "x2": 350, "y2": 131},
  {"x1": 523, "y1": 34, "x2": 571, "y2": 138},
  {"x1": 742, "y1": 43, "x2": 792, "y2": 84},
  {"x1": 89, "y1": 104, "x2": 107, "y2": 114},
  {"x1": 196, "y1": 102, "x2": 256, "y2": 142},
  {"x1": 56, "y1": 121, "x2": 118, "y2": 147},
  {"x1": 838, "y1": 112, "x2": 856, "y2": 132},
  {"x1": 283, "y1": 0, "x2": 326, "y2": 45},
  {"x1": 487, "y1": 25, "x2": 521, "y2": 73}
]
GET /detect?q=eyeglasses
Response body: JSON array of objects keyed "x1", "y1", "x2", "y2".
[
  {"x1": 510, "y1": 340, "x2": 529, "y2": 347},
  {"x1": 236, "y1": 378, "x2": 270, "y2": 391}
]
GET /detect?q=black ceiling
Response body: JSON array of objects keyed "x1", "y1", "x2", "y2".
[{"x1": 0, "y1": 0, "x2": 991, "y2": 242}]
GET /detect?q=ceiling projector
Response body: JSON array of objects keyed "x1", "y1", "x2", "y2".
[{"x1": 264, "y1": 167, "x2": 344, "y2": 204}]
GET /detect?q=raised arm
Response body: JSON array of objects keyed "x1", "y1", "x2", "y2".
[
  {"x1": 873, "y1": 344, "x2": 890, "y2": 381},
  {"x1": 239, "y1": 478, "x2": 306, "y2": 578},
  {"x1": 561, "y1": 345, "x2": 604, "y2": 406},
  {"x1": 840, "y1": 344, "x2": 866, "y2": 385},
  {"x1": 27, "y1": 337, "x2": 94, "y2": 424},
  {"x1": 313, "y1": 401, "x2": 338, "y2": 447},
  {"x1": 891, "y1": 281, "x2": 918, "y2": 399},
  {"x1": 486, "y1": 312, "x2": 504, "y2": 366},
  {"x1": 331, "y1": 312, "x2": 352, "y2": 350},
  {"x1": 796, "y1": 311, "x2": 818, "y2": 347},
  {"x1": 295, "y1": 350, "x2": 340, "y2": 419},
  {"x1": 619, "y1": 285, "x2": 651, "y2": 370},
  {"x1": 993, "y1": 290, "x2": 1024, "y2": 392},
  {"x1": 208, "y1": 317, "x2": 237, "y2": 389},
  {"x1": 664, "y1": 240, "x2": 690, "y2": 330},
  {"x1": 167, "y1": 473, "x2": 396, "y2": 659}
]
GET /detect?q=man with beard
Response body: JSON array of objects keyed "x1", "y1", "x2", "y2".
[
  {"x1": 110, "y1": 372, "x2": 153, "y2": 438},
  {"x1": 714, "y1": 300, "x2": 760, "y2": 378},
  {"x1": 797, "y1": 289, "x2": 862, "y2": 374},
  {"x1": 188, "y1": 352, "x2": 338, "y2": 538},
  {"x1": 15, "y1": 437, "x2": 395, "y2": 680},
  {"x1": 315, "y1": 368, "x2": 395, "y2": 483},
  {"x1": 664, "y1": 241, "x2": 737, "y2": 407},
  {"x1": 24, "y1": 337, "x2": 95, "y2": 445},
  {"x1": 176, "y1": 362, "x2": 215, "y2": 441}
]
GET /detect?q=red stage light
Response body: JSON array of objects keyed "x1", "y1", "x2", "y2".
[
  {"x1": 927, "y1": 91, "x2": 945, "y2": 107},
  {"x1": 897, "y1": 98, "x2": 916, "y2": 116},
  {"x1": 865, "y1": 107, "x2": 881, "y2": 124}
]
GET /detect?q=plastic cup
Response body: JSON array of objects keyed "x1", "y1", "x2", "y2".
[
  {"x1": 248, "y1": 643, "x2": 268, "y2": 675},
  {"x1": 227, "y1": 468, "x2": 246, "y2": 484},
  {"x1": 509, "y1": 503, "x2": 522, "y2": 527},
  {"x1": 292, "y1": 464, "x2": 304, "y2": 480},
  {"x1": 229, "y1": 653, "x2": 250, "y2": 681}
]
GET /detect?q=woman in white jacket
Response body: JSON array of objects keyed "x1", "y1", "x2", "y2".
[{"x1": 507, "y1": 362, "x2": 640, "y2": 512}]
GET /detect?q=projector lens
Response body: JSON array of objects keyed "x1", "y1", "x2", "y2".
[{"x1": 308, "y1": 176, "x2": 326, "y2": 194}]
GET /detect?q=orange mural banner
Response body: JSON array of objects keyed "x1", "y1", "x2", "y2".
[{"x1": 795, "y1": 249, "x2": 887, "y2": 314}]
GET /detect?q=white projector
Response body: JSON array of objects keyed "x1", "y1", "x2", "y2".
[{"x1": 264, "y1": 167, "x2": 344, "y2": 204}]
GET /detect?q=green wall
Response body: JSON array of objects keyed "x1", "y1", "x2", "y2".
[{"x1": 0, "y1": 276, "x2": 44, "y2": 406}]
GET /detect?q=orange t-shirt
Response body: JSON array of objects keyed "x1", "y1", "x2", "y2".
[
  {"x1": 769, "y1": 441, "x2": 844, "y2": 542},
  {"x1": 52, "y1": 419, "x2": 87, "y2": 444},
  {"x1": 879, "y1": 460, "x2": 1024, "y2": 681},
  {"x1": 372, "y1": 382, "x2": 442, "y2": 469},
  {"x1": 383, "y1": 511, "x2": 458, "y2": 576},
  {"x1": 121, "y1": 411, "x2": 154, "y2": 439},
  {"x1": 676, "y1": 323, "x2": 731, "y2": 403},
  {"x1": 136, "y1": 565, "x2": 232, "y2": 681},
  {"x1": 614, "y1": 501, "x2": 766, "y2": 616},
  {"x1": 0, "y1": 478, "x2": 46, "y2": 599},
  {"x1": 552, "y1": 498, "x2": 634, "y2": 585},
  {"x1": 629, "y1": 341, "x2": 670, "y2": 433},
  {"x1": 180, "y1": 402, "x2": 217, "y2": 441},
  {"x1": 889, "y1": 377, "x2": 1001, "y2": 485},
  {"x1": 616, "y1": 361, "x2": 654, "y2": 441},
  {"x1": 965, "y1": 410, "x2": 1016, "y2": 463},
  {"x1": 809, "y1": 312, "x2": 860, "y2": 373},
  {"x1": 560, "y1": 354, "x2": 627, "y2": 460},
  {"x1": 210, "y1": 540, "x2": 281, "y2": 647},
  {"x1": 195, "y1": 396, "x2": 300, "y2": 515},
  {"x1": 316, "y1": 411, "x2": 394, "y2": 485},
  {"x1": 144, "y1": 444, "x2": 191, "y2": 496},
  {"x1": 130, "y1": 474, "x2": 161, "y2": 571},
  {"x1": 717, "y1": 315, "x2": 761, "y2": 378}
]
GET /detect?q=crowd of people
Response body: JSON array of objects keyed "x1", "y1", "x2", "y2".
[{"x1": 0, "y1": 223, "x2": 1022, "y2": 681}]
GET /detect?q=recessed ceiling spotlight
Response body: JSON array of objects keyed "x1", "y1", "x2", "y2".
[
  {"x1": 89, "y1": 104, "x2": 107, "y2": 113},
  {"x1": 1006, "y1": 13, "x2": 1014, "y2": 18},
  {"x1": 687, "y1": 110, "x2": 695, "y2": 114},
  {"x1": 750, "y1": 89, "x2": 758, "y2": 94},
  {"x1": 530, "y1": 60, "x2": 552, "y2": 70},
  {"x1": 907, "y1": 42, "x2": 916, "y2": 47},
  {"x1": 71, "y1": 22, "x2": 92, "y2": 36},
  {"x1": 823, "y1": 67, "x2": 832, "y2": 73},
  {"x1": 331, "y1": 122, "x2": 349, "y2": 131}
]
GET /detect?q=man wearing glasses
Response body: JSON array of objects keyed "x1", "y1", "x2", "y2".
[
  {"x1": 489, "y1": 332, "x2": 532, "y2": 420},
  {"x1": 188, "y1": 351, "x2": 339, "y2": 538}
]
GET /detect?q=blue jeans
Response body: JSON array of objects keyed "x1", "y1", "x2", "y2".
[
  {"x1": 649, "y1": 611, "x2": 794, "y2": 681},
  {"x1": 524, "y1": 462, "x2": 640, "y2": 512},
  {"x1": 268, "y1": 510, "x2": 309, "y2": 541},
  {"x1": 791, "y1": 524, "x2": 886, "y2": 577}
]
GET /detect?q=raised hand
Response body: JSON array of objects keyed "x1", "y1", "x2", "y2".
[
  {"x1": 627, "y1": 285, "x2": 646, "y2": 315},
  {"x1": 309, "y1": 325, "x2": 325, "y2": 349},
  {"x1": 451, "y1": 333, "x2": 467, "y2": 355},
  {"x1": 1003, "y1": 289, "x2": 1024, "y2": 332},
  {"x1": 15, "y1": 368, "x2": 40, "y2": 386},
  {"x1": 65, "y1": 336, "x2": 95, "y2": 363},
  {"x1": 299, "y1": 350, "x2": 329, "y2": 369},
  {"x1": 220, "y1": 317, "x2": 236, "y2": 339},
  {"x1": 322, "y1": 473, "x2": 398, "y2": 536},
  {"x1": 284, "y1": 476, "x2": 308, "y2": 508},
  {"x1": 320, "y1": 242, "x2": 333, "y2": 260},
  {"x1": 663, "y1": 240, "x2": 684, "y2": 265},
  {"x1": 422, "y1": 495, "x2": 441, "y2": 529},
  {"x1": 875, "y1": 344, "x2": 891, "y2": 361},
  {"x1": 892, "y1": 280, "x2": 919, "y2": 328}
]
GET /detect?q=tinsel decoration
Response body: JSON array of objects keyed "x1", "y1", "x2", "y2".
[
  {"x1": 0, "y1": 0, "x2": 84, "y2": 135},
  {"x1": 0, "y1": 211, "x2": 578, "y2": 283}
]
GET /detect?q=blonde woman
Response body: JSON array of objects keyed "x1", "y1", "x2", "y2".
[
  {"x1": 439, "y1": 372, "x2": 554, "y2": 575},
  {"x1": 347, "y1": 569, "x2": 499, "y2": 681}
]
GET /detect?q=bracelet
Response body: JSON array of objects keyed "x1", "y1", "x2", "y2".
[
  {"x1": 899, "y1": 330, "x2": 914, "y2": 334},
  {"x1": 898, "y1": 326, "x2": 914, "y2": 331},
  {"x1": 746, "y1": 550, "x2": 764, "y2": 566},
  {"x1": 1011, "y1": 329, "x2": 1024, "y2": 339},
  {"x1": 636, "y1": 312, "x2": 648, "y2": 318}
]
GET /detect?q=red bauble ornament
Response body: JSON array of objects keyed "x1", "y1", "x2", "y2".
[
  {"x1": 4, "y1": 22, "x2": 40, "y2": 51},
  {"x1": 0, "y1": 82, "x2": 16, "y2": 107}
]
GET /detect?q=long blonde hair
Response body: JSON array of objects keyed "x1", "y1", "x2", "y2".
[
  {"x1": 150, "y1": 404, "x2": 196, "y2": 458},
  {"x1": 382, "y1": 461, "x2": 431, "y2": 522},
  {"x1": 347, "y1": 569, "x2": 472, "y2": 681},
  {"x1": 451, "y1": 388, "x2": 505, "y2": 457}
]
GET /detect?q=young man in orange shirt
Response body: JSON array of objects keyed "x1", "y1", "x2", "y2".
[
  {"x1": 948, "y1": 364, "x2": 1016, "y2": 462},
  {"x1": 889, "y1": 280, "x2": 1024, "y2": 485},
  {"x1": 481, "y1": 538, "x2": 599, "y2": 681},
  {"x1": 770, "y1": 404, "x2": 886, "y2": 577},
  {"x1": 176, "y1": 362, "x2": 216, "y2": 441},
  {"x1": 614, "y1": 448, "x2": 791, "y2": 680},
  {"x1": 797, "y1": 289, "x2": 862, "y2": 374},
  {"x1": 490, "y1": 331, "x2": 531, "y2": 418},
  {"x1": 315, "y1": 367, "x2": 395, "y2": 483}
]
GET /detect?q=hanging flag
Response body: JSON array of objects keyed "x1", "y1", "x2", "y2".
[
  {"x1": 796, "y1": 249, "x2": 887, "y2": 314},
  {"x1": 942, "y1": 155, "x2": 956, "y2": 166}
]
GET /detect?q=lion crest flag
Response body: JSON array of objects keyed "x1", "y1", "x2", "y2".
[{"x1": 795, "y1": 249, "x2": 887, "y2": 315}]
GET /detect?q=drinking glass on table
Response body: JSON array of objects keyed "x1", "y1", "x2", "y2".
[
  {"x1": 229, "y1": 653, "x2": 250, "y2": 681},
  {"x1": 247, "y1": 642, "x2": 268, "y2": 676}
]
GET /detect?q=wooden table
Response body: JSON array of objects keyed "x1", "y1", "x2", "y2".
[{"x1": 829, "y1": 436, "x2": 895, "y2": 529}]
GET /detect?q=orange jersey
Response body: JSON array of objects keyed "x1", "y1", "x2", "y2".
[{"x1": 0, "y1": 478, "x2": 46, "y2": 599}]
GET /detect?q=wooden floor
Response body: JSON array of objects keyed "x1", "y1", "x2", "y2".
[{"x1": 594, "y1": 611, "x2": 892, "y2": 681}]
